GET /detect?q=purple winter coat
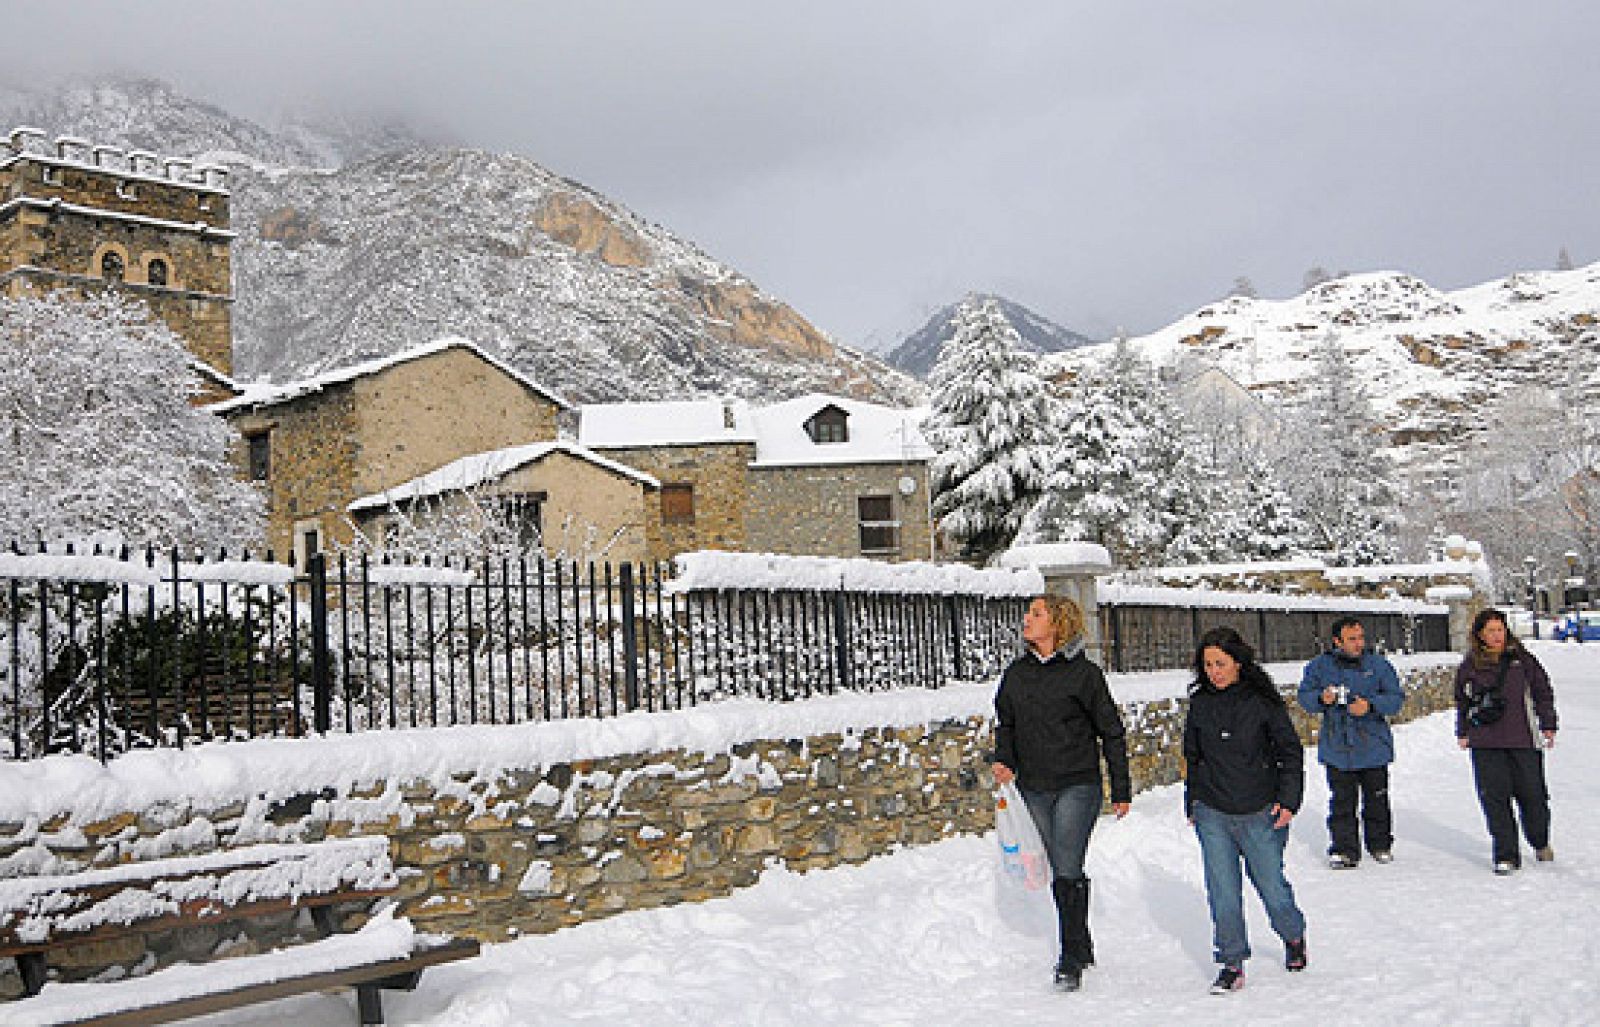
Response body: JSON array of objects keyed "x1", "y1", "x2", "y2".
[{"x1": 1453, "y1": 649, "x2": 1557, "y2": 749}]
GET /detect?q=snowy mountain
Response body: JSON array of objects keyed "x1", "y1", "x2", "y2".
[
  {"x1": 1, "y1": 78, "x2": 919, "y2": 404},
  {"x1": 886, "y1": 294, "x2": 1098, "y2": 378},
  {"x1": 1046, "y1": 267, "x2": 1600, "y2": 471}
]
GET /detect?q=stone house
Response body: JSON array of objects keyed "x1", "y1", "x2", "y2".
[
  {"x1": 579, "y1": 394, "x2": 934, "y2": 563},
  {"x1": 346, "y1": 441, "x2": 659, "y2": 564},
  {"x1": 0, "y1": 126, "x2": 237, "y2": 397},
  {"x1": 212, "y1": 338, "x2": 569, "y2": 563}
]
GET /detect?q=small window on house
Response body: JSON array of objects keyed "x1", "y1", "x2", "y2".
[
  {"x1": 147, "y1": 258, "x2": 169, "y2": 287},
  {"x1": 246, "y1": 432, "x2": 271, "y2": 481},
  {"x1": 661, "y1": 483, "x2": 695, "y2": 525},
  {"x1": 497, "y1": 492, "x2": 546, "y2": 549},
  {"x1": 857, "y1": 495, "x2": 900, "y2": 554},
  {"x1": 41, "y1": 165, "x2": 59, "y2": 185},
  {"x1": 805, "y1": 406, "x2": 850, "y2": 444},
  {"x1": 100, "y1": 251, "x2": 125, "y2": 282},
  {"x1": 297, "y1": 525, "x2": 321, "y2": 572},
  {"x1": 116, "y1": 180, "x2": 138, "y2": 200}
]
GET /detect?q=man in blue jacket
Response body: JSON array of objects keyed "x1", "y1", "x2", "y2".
[{"x1": 1297, "y1": 617, "x2": 1405, "y2": 868}]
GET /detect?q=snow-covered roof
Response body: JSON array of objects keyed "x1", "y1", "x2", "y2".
[
  {"x1": 211, "y1": 337, "x2": 571, "y2": 414},
  {"x1": 746, "y1": 394, "x2": 933, "y2": 468},
  {"x1": 579, "y1": 394, "x2": 933, "y2": 467},
  {"x1": 578, "y1": 398, "x2": 756, "y2": 448},
  {"x1": 347, "y1": 441, "x2": 658, "y2": 514}
]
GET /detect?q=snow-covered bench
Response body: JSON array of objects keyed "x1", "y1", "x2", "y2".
[{"x1": 0, "y1": 837, "x2": 478, "y2": 1025}]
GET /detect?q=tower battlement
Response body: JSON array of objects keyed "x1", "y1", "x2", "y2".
[{"x1": 3, "y1": 126, "x2": 230, "y2": 192}]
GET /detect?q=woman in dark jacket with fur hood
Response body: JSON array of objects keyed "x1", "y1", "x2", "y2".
[{"x1": 1455, "y1": 607, "x2": 1558, "y2": 875}]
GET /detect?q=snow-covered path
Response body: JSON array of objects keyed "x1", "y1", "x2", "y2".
[{"x1": 222, "y1": 642, "x2": 1599, "y2": 1026}]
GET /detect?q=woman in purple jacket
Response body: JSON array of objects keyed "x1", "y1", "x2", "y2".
[{"x1": 1454, "y1": 608, "x2": 1559, "y2": 875}]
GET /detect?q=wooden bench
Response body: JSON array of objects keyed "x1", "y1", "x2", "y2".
[{"x1": 0, "y1": 837, "x2": 479, "y2": 1025}]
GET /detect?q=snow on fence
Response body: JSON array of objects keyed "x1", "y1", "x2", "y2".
[{"x1": 0, "y1": 547, "x2": 1452, "y2": 763}]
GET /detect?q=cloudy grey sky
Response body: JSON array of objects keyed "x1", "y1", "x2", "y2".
[{"x1": 9, "y1": 1, "x2": 1598, "y2": 349}]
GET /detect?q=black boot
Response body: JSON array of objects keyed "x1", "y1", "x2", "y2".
[
  {"x1": 1066, "y1": 877, "x2": 1094, "y2": 970},
  {"x1": 1051, "y1": 877, "x2": 1092, "y2": 990},
  {"x1": 1050, "y1": 878, "x2": 1083, "y2": 991}
]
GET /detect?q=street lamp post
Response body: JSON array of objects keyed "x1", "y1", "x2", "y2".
[
  {"x1": 1566, "y1": 550, "x2": 1584, "y2": 644},
  {"x1": 1524, "y1": 556, "x2": 1539, "y2": 640}
]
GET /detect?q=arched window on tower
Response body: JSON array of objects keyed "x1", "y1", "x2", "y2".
[
  {"x1": 147, "y1": 259, "x2": 169, "y2": 287},
  {"x1": 100, "y1": 251, "x2": 125, "y2": 283}
]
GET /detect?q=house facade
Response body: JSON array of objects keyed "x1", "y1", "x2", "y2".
[
  {"x1": 580, "y1": 395, "x2": 934, "y2": 563},
  {"x1": 214, "y1": 339, "x2": 568, "y2": 562},
  {"x1": 347, "y1": 442, "x2": 659, "y2": 564}
]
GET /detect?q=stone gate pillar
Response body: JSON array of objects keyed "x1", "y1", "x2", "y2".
[{"x1": 997, "y1": 543, "x2": 1115, "y2": 664}]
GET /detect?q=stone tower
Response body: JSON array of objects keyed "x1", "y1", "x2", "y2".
[{"x1": 0, "y1": 126, "x2": 235, "y2": 376}]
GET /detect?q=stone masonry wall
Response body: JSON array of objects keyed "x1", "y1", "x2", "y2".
[
  {"x1": 746, "y1": 463, "x2": 933, "y2": 562},
  {"x1": 595, "y1": 443, "x2": 755, "y2": 562},
  {"x1": 0, "y1": 663, "x2": 1456, "y2": 998}
]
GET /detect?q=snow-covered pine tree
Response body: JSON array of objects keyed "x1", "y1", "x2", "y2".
[
  {"x1": 1023, "y1": 336, "x2": 1224, "y2": 566},
  {"x1": 0, "y1": 292, "x2": 264, "y2": 549},
  {"x1": 1278, "y1": 332, "x2": 1401, "y2": 565},
  {"x1": 922, "y1": 297, "x2": 1053, "y2": 563}
]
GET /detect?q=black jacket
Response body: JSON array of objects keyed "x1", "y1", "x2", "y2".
[
  {"x1": 1183, "y1": 681, "x2": 1303, "y2": 817},
  {"x1": 994, "y1": 648, "x2": 1132, "y2": 802}
]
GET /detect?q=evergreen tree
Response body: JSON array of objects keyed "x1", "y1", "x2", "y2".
[
  {"x1": 1023, "y1": 336, "x2": 1224, "y2": 566},
  {"x1": 1277, "y1": 332, "x2": 1401, "y2": 565},
  {"x1": 922, "y1": 297, "x2": 1053, "y2": 563},
  {"x1": 0, "y1": 292, "x2": 264, "y2": 548}
]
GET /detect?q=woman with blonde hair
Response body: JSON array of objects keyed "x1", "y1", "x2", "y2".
[{"x1": 992, "y1": 594, "x2": 1131, "y2": 992}]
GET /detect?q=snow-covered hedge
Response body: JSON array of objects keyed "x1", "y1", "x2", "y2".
[{"x1": 670, "y1": 551, "x2": 1044, "y2": 597}]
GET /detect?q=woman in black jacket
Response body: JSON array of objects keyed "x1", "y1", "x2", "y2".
[
  {"x1": 991, "y1": 594, "x2": 1131, "y2": 993},
  {"x1": 1454, "y1": 607, "x2": 1558, "y2": 874},
  {"x1": 1184, "y1": 626, "x2": 1307, "y2": 995}
]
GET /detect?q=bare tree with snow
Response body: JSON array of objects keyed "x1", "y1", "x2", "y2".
[{"x1": 0, "y1": 292, "x2": 264, "y2": 550}]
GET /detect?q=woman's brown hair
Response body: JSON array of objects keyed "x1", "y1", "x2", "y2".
[{"x1": 1468, "y1": 606, "x2": 1523, "y2": 664}]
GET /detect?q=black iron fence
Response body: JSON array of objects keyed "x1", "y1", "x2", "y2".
[
  {"x1": 1101, "y1": 604, "x2": 1452, "y2": 673},
  {"x1": 0, "y1": 548, "x2": 1028, "y2": 762},
  {"x1": 0, "y1": 546, "x2": 1454, "y2": 763}
]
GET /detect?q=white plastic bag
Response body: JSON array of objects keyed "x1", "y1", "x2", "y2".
[{"x1": 994, "y1": 781, "x2": 1050, "y2": 891}]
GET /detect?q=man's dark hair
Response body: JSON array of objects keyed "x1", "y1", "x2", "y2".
[{"x1": 1331, "y1": 616, "x2": 1364, "y2": 640}]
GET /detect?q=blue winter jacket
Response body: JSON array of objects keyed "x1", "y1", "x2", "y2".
[{"x1": 1296, "y1": 651, "x2": 1404, "y2": 770}]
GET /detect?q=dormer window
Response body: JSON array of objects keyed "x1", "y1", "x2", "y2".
[
  {"x1": 147, "y1": 259, "x2": 169, "y2": 287},
  {"x1": 100, "y1": 251, "x2": 125, "y2": 282},
  {"x1": 804, "y1": 405, "x2": 849, "y2": 444}
]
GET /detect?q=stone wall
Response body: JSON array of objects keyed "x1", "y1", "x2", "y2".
[
  {"x1": 0, "y1": 663, "x2": 1457, "y2": 999},
  {"x1": 593, "y1": 442, "x2": 755, "y2": 561},
  {"x1": 746, "y1": 462, "x2": 933, "y2": 562}
]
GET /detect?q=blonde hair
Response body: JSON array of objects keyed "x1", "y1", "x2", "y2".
[{"x1": 1034, "y1": 593, "x2": 1085, "y2": 650}]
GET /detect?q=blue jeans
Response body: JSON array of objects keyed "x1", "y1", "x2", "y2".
[
  {"x1": 1020, "y1": 784, "x2": 1100, "y2": 879},
  {"x1": 1192, "y1": 801, "x2": 1306, "y2": 966}
]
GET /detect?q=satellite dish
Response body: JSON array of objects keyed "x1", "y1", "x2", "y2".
[{"x1": 898, "y1": 475, "x2": 917, "y2": 495}]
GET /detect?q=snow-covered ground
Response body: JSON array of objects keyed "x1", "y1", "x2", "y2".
[{"x1": 190, "y1": 641, "x2": 1597, "y2": 1026}]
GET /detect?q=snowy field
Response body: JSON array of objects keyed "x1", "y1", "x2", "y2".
[{"x1": 164, "y1": 640, "x2": 1596, "y2": 1026}]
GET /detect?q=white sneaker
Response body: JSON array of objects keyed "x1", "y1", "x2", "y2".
[
  {"x1": 1328, "y1": 853, "x2": 1358, "y2": 869},
  {"x1": 1493, "y1": 860, "x2": 1518, "y2": 876},
  {"x1": 1372, "y1": 850, "x2": 1394, "y2": 864}
]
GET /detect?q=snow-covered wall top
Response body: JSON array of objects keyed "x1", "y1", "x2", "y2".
[
  {"x1": 1097, "y1": 582, "x2": 1447, "y2": 615},
  {"x1": 669, "y1": 551, "x2": 1043, "y2": 597},
  {"x1": 0, "y1": 652, "x2": 1461, "y2": 825}
]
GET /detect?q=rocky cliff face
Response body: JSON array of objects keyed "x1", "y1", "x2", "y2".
[
  {"x1": 1047, "y1": 267, "x2": 1600, "y2": 472},
  {"x1": 1, "y1": 77, "x2": 919, "y2": 405}
]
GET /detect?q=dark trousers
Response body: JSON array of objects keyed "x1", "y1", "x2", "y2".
[
  {"x1": 1325, "y1": 765, "x2": 1392, "y2": 859},
  {"x1": 1470, "y1": 748, "x2": 1551, "y2": 865}
]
